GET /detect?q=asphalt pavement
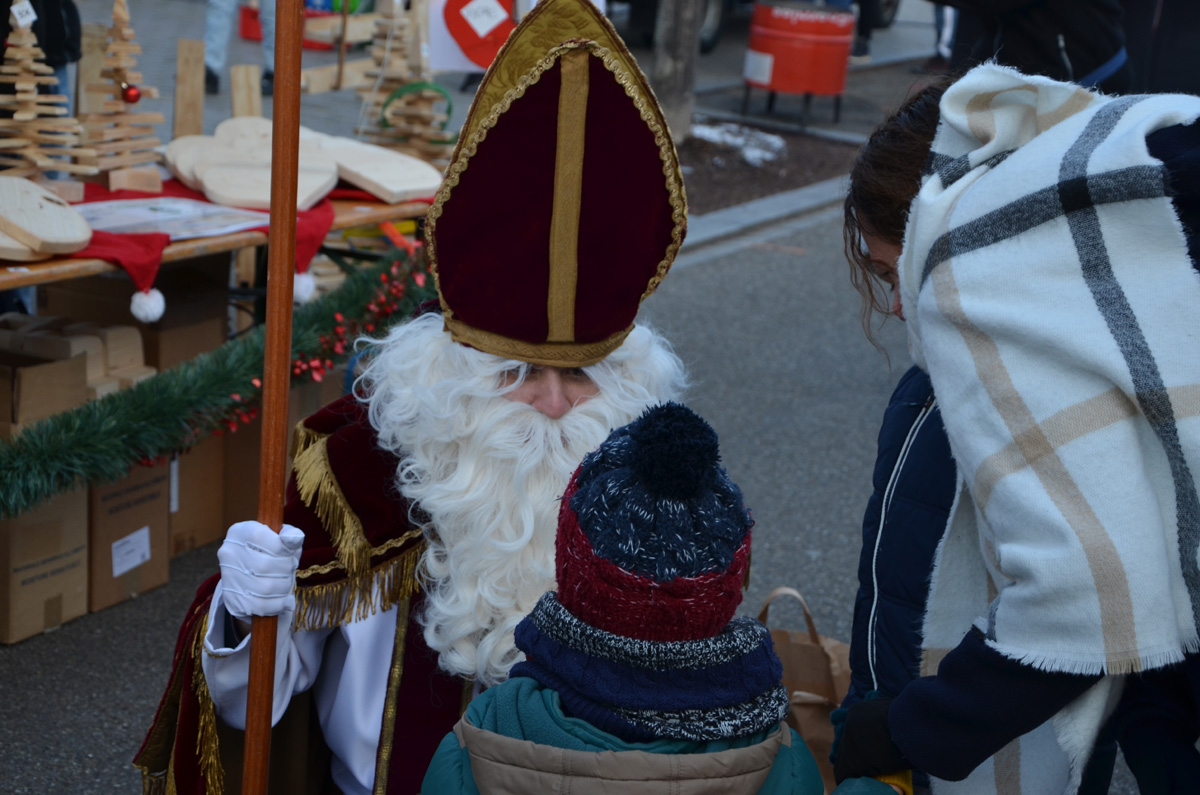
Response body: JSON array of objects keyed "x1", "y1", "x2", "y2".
[{"x1": 0, "y1": 0, "x2": 1141, "y2": 792}]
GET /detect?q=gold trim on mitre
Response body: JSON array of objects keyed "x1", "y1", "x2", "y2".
[
  {"x1": 426, "y1": 0, "x2": 687, "y2": 367},
  {"x1": 443, "y1": 314, "x2": 633, "y2": 368}
]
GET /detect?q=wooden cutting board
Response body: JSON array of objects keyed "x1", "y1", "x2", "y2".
[
  {"x1": 213, "y1": 116, "x2": 274, "y2": 150},
  {"x1": 0, "y1": 177, "x2": 92, "y2": 254},
  {"x1": 319, "y1": 138, "x2": 443, "y2": 204},
  {"x1": 0, "y1": 225, "x2": 52, "y2": 262},
  {"x1": 197, "y1": 149, "x2": 338, "y2": 211},
  {"x1": 213, "y1": 117, "x2": 329, "y2": 152},
  {"x1": 164, "y1": 134, "x2": 215, "y2": 190}
]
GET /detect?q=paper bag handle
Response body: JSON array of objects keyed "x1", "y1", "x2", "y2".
[{"x1": 757, "y1": 586, "x2": 822, "y2": 646}]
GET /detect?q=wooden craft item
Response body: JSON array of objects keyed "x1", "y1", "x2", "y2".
[
  {"x1": 230, "y1": 64, "x2": 263, "y2": 119},
  {"x1": 213, "y1": 117, "x2": 327, "y2": 151},
  {"x1": 75, "y1": 24, "x2": 109, "y2": 116},
  {"x1": 108, "y1": 165, "x2": 162, "y2": 192},
  {"x1": 76, "y1": 0, "x2": 165, "y2": 189},
  {"x1": 164, "y1": 134, "x2": 218, "y2": 189},
  {"x1": 197, "y1": 150, "x2": 338, "y2": 211},
  {"x1": 173, "y1": 39, "x2": 206, "y2": 139},
  {"x1": 0, "y1": 225, "x2": 51, "y2": 262},
  {"x1": 318, "y1": 137, "x2": 441, "y2": 204},
  {"x1": 213, "y1": 116, "x2": 274, "y2": 148},
  {"x1": 0, "y1": 176, "x2": 92, "y2": 254},
  {"x1": 36, "y1": 177, "x2": 85, "y2": 203},
  {"x1": 0, "y1": 14, "x2": 98, "y2": 179}
]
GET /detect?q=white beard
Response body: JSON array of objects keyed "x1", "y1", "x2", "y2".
[{"x1": 359, "y1": 315, "x2": 687, "y2": 684}]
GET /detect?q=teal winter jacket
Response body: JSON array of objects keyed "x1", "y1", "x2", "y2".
[{"x1": 421, "y1": 676, "x2": 824, "y2": 794}]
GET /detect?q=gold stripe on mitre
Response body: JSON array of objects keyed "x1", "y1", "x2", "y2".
[{"x1": 546, "y1": 48, "x2": 590, "y2": 343}]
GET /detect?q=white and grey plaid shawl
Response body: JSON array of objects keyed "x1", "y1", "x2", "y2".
[{"x1": 899, "y1": 64, "x2": 1200, "y2": 793}]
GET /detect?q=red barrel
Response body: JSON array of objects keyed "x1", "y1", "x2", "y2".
[{"x1": 743, "y1": 2, "x2": 855, "y2": 96}]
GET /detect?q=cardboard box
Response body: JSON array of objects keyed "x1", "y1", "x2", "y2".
[
  {"x1": 88, "y1": 464, "x2": 170, "y2": 612},
  {"x1": 223, "y1": 373, "x2": 345, "y2": 528},
  {"x1": 0, "y1": 313, "x2": 66, "y2": 333},
  {"x1": 14, "y1": 332, "x2": 106, "y2": 382},
  {"x1": 0, "y1": 488, "x2": 89, "y2": 644},
  {"x1": 170, "y1": 435, "x2": 226, "y2": 557},
  {"x1": 43, "y1": 257, "x2": 230, "y2": 372},
  {"x1": 63, "y1": 323, "x2": 145, "y2": 373},
  {"x1": 0, "y1": 350, "x2": 88, "y2": 425},
  {"x1": 111, "y1": 364, "x2": 157, "y2": 389}
]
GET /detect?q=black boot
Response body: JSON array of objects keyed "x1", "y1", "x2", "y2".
[
  {"x1": 205, "y1": 66, "x2": 219, "y2": 95},
  {"x1": 261, "y1": 70, "x2": 274, "y2": 97}
]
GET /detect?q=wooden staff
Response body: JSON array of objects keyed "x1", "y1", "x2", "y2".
[{"x1": 242, "y1": 0, "x2": 304, "y2": 789}]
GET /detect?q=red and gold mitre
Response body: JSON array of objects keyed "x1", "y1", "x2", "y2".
[{"x1": 427, "y1": 0, "x2": 688, "y2": 367}]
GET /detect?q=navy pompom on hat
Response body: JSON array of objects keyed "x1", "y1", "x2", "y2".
[{"x1": 555, "y1": 402, "x2": 753, "y2": 641}]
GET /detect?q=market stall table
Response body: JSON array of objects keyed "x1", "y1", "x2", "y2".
[{"x1": 0, "y1": 198, "x2": 432, "y2": 290}]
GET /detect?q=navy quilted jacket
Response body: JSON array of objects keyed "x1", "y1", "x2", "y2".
[{"x1": 842, "y1": 365, "x2": 955, "y2": 708}]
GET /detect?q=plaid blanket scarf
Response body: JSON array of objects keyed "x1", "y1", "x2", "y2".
[{"x1": 899, "y1": 64, "x2": 1200, "y2": 793}]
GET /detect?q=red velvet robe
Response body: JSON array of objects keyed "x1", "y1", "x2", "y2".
[{"x1": 135, "y1": 395, "x2": 464, "y2": 794}]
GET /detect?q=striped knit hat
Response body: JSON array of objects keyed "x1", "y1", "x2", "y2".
[{"x1": 555, "y1": 402, "x2": 753, "y2": 641}]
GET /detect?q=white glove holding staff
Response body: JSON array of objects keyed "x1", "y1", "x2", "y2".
[{"x1": 217, "y1": 521, "x2": 305, "y2": 620}]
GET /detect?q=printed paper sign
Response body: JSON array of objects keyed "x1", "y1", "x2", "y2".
[
  {"x1": 10, "y1": 1, "x2": 37, "y2": 29},
  {"x1": 430, "y1": 0, "x2": 605, "y2": 72},
  {"x1": 460, "y1": 0, "x2": 509, "y2": 38},
  {"x1": 112, "y1": 526, "x2": 151, "y2": 579},
  {"x1": 743, "y1": 50, "x2": 774, "y2": 86}
]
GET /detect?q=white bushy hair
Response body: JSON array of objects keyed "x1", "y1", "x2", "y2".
[{"x1": 357, "y1": 313, "x2": 688, "y2": 685}]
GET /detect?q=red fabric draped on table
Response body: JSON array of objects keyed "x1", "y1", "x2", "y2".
[{"x1": 71, "y1": 179, "x2": 337, "y2": 293}]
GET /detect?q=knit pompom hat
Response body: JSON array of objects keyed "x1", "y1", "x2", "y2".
[{"x1": 555, "y1": 402, "x2": 753, "y2": 642}]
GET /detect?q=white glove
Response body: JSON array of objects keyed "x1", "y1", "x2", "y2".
[{"x1": 217, "y1": 521, "x2": 305, "y2": 621}]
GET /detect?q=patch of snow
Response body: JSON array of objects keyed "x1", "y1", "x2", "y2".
[{"x1": 691, "y1": 122, "x2": 787, "y2": 167}]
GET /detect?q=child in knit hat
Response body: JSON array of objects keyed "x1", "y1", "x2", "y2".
[{"x1": 421, "y1": 402, "x2": 825, "y2": 794}]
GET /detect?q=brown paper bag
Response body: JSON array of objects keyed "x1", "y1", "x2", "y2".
[{"x1": 758, "y1": 586, "x2": 851, "y2": 794}]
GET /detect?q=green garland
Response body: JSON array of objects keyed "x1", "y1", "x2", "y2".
[{"x1": 0, "y1": 250, "x2": 436, "y2": 519}]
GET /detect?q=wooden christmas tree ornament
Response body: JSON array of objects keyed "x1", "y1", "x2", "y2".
[
  {"x1": 356, "y1": 0, "x2": 455, "y2": 170},
  {"x1": 0, "y1": 0, "x2": 98, "y2": 181},
  {"x1": 77, "y1": 0, "x2": 165, "y2": 192}
]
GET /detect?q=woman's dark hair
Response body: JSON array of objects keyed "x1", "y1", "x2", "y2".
[{"x1": 844, "y1": 80, "x2": 949, "y2": 342}]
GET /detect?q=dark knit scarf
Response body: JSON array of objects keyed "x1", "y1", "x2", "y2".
[{"x1": 510, "y1": 592, "x2": 789, "y2": 743}]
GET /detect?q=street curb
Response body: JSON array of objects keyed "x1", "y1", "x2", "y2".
[
  {"x1": 695, "y1": 107, "x2": 869, "y2": 146},
  {"x1": 683, "y1": 174, "x2": 847, "y2": 253}
]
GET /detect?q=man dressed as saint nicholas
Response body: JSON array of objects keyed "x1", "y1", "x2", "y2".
[{"x1": 135, "y1": 0, "x2": 691, "y2": 792}]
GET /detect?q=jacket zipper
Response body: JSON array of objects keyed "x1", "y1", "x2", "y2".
[
  {"x1": 866, "y1": 395, "x2": 936, "y2": 691},
  {"x1": 1057, "y1": 34, "x2": 1075, "y2": 82}
]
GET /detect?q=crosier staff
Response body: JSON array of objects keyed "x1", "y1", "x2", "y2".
[{"x1": 242, "y1": 0, "x2": 304, "y2": 790}]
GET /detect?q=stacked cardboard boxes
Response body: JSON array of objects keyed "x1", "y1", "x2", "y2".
[
  {"x1": 0, "y1": 317, "x2": 92, "y2": 642},
  {"x1": 44, "y1": 257, "x2": 232, "y2": 562},
  {"x1": 0, "y1": 257, "x2": 234, "y2": 641}
]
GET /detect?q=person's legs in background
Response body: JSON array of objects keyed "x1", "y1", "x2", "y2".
[
  {"x1": 914, "y1": 4, "x2": 955, "y2": 74},
  {"x1": 851, "y1": 0, "x2": 880, "y2": 63},
  {"x1": 258, "y1": 0, "x2": 275, "y2": 96},
  {"x1": 204, "y1": 0, "x2": 277, "y2": 96},
  {"x1": 203, "y1": 0, "x2": 237, "y2": 94}
]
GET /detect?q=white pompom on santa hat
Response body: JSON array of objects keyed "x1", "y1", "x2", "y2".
[
  {"x1": 293, "y1": 266, "x2": 316, "y2": 304},
  {"x1": 120, "y1": 255, "x2": 166, "y2": 323}
]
